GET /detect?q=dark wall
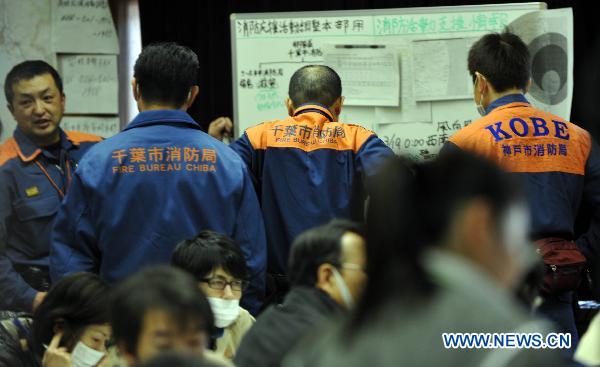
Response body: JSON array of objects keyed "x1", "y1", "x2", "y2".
[{"x1": 138, "y1": 1, "x2": 599, "y2": 138}]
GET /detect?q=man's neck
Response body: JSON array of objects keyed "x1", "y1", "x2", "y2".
[
  {"x1": 290, "y1": 103, "x2": 338, "y2": 121},
  {"x1": 138, "y1": 101, "x2": 186, "y2": 112},
  {"x1": 486, "y1": 88, "x2": 525, "y2": 108}
]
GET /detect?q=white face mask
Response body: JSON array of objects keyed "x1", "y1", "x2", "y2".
[
  {"x1": 476, "y1": 92, "x2": 487, "y2": 116},
  {"x1": 331, "y1": 267, "x2": 354, "y2": 309},
  {"x1": 71, "y1": 341, "x2": 105, "y2": 367},
  {"x1": 207, "y1": 297, "x2": 240, "y2": 328},
  {"x1": 474, "y1": 74, "x2": 487, "y2": 116}
]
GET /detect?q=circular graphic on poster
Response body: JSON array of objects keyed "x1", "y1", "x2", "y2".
[{"x1": 528, "y1": 33, "x2": 568, "y2": 105}]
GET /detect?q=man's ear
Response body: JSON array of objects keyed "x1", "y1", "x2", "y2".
[
  {"x1": 523, "y1": 78, "x2": 532, "y2": 94},
  {"x1": 332, "y1": 96, "x2": 344, "y2": 117},
  {"x1": 184, "y1": 85, "x2": 200, "y2": 108},
  {"x1": 131, "y1": 78, "x2": 139, "y2": 101},
  {"x1": 315, "y1": 263, "x2": 345, "y2": 307},
  {"x1": 286, "y1": 98, "x2": 295, "y2": 117},
  {"x1": 475, "y1": 72, "x2": 488, "y2": 95},
  {"x1": 7, "y1": 103, "x2": 14, "y2": 115},
  {"x1": 316, "y1": 263, "x2": 335, "y2": 291}
]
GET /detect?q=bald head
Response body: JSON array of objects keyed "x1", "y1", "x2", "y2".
[{"x1": 288, "y1": 65, "x2": 342, "y2": 108}]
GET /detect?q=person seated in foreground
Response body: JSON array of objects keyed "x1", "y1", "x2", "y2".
[
  {"x1": 283, "y1": 152, "x2": 570, "y2": 367},
  {"x1": 110, "y1": 266, "x2": 233, "y2": 367},
  {"x1": 234, "y1": 219, "x2": 367, "y2": 367},
  {"x1": 171, "y1": 231, "x2": 255, "y2": 359},
  {"x1": 0, "y1": 272, "x2": 111, "y2": 367}
]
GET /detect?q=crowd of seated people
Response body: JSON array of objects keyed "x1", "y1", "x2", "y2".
[{"x1": 1, "y1": 31, "x2": 599, "y2": 367}]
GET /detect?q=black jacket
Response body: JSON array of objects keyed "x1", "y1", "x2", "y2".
[
  {"x1": 234, "y1": 286, "x2": 343, "y2": 367},
  {"x1": 0, "y1": 315, "x2": 38, "y2": 367}
]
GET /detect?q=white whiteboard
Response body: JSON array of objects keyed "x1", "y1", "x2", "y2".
[{"x1": 230, "y1": 3, "x2": 552, "y2": 160}]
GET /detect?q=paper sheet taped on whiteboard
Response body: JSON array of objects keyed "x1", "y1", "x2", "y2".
[
  {"x1": 375, "y1": 119, "x2": 471, "y2": 161},
  {"x1": 412, "y1": 37, "x2": 478, "y2": 102},
  {"x1": 59, "y1": 55, "x2": 118, "y2": 114},
  {"x1": 323, "y1": 45, "x2": 400, "y2": 106},
  {"x1": 339, "y1": 106, "x2": 375, "y2": 130},
  {"x1": 61, "y1": 116, "x2": 120, "y2": 138},
  {"x1": 51, "y1": 0, "x2": 119, "y2": 54}
]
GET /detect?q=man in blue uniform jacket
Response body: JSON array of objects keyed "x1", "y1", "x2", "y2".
[
  {"x1": 443, "y1": 31, "x2": 600, "y2": 348},
  {"x1": 0, "y1": 61, "x2": 101, "y2": 312},
  {"x1": 50, "y1": 43, "x2": 267, "y2": 314},
  {"x1": 210, "y1": 65, "x2": 393, "y2": 301}
]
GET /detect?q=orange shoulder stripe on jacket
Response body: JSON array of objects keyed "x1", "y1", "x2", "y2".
[
  {"x1": 245, "y1": 121, "x2": 275, "y2": 151},
  {"x1": 449, "y1": 105, "x2": 591, "y2": 175},
  {"x1": 350, "y1": 124, "x2": 376, "y2": 152},
  {"x1": 245, "y1": 117, "x2": 374, "y2": 153},
  {"x1": 0, "y1": 138, "x2": 20, "y2": 167},
  {"x1": 65, "y1": 130, "x2": 103, "y2": 145}
]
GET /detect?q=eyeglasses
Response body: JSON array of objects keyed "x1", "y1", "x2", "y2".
[
  {"x1": 340, "y1": 263, "x2": 366, "y2": 272},
  {"x1": 200, "y1": 278, "x2": 248, "y2": 292}
]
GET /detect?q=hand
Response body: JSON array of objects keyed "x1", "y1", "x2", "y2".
[
  {"x1": 96, "y1": 354, "x2": 111, "y2": 367},
  {"x1": 32, "y1": 291, "x2": 47, "y2": 311},
  {"x1": 42, "y1": 332, "x2": 72, "y2": 367},
  {"x1": 208, "y1": 116, "x2": 233, "y2": 141}
]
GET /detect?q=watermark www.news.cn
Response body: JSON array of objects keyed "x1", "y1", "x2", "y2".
[{"x1": 442, "y1": 333, "x2": 571, "y2": 349}]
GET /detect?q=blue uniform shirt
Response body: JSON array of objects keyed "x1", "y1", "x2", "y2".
[
  {"x1": 50, "y1": 110, "x2": 267, "y2": 314},
  {"x1": 0, "y1": 128, "x2": 101, "y2": 311},
  {"x1": 445, "y1": 94, "x2": 600, "y2": 262},
  {"x1": 230, "y1": 104, "x2": 394, "y2": 274}
]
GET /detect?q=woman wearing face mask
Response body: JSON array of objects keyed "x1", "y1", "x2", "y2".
[
  {"x1": 0, "y1": 272, "x2": 111, "y2": 367},
  {"x1": 171, "y1": 231, "x2": 255, "y2": 360}
]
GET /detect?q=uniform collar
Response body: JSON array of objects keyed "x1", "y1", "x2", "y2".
[
  {"x1": 13, "y1": 128, "x2": 75, "y2": 163},
  {"x1": 293, "y1": 103, "x2": 335, "y2": 122},
  {"x1": 124, "y1": 109, "x2": 200, "y2": 131},
  {"x1": 485, "y1": 93, "x2": 530, "y2": 115}
]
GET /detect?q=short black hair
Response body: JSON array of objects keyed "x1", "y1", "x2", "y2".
[
  {"x1": 28, "y1": 273, "x2": 111, "y2": 358},
  {"x1": 468, "y1": 31, "x2": 531, "y2": 92},
  {"x1": 111, "y1": 266, "x2": 214, "y2": 356},
  {"x1": 288, "y1": 65, "x2": 342, "y2": 107},
  {"x1": 133, "y1": 42, "x2": 199, "y2": 107},
  {"x1": 4, "y1": 60, "x2": 63, "y2": 105},
  {"x1": 171, "y1": 230, "x2": 248, "y2": 281},
  {"x1": 288, "y1": 219, "x2": 365, "y2": 287}
]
